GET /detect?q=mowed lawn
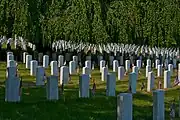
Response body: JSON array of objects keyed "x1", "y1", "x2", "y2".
[{"x1": 0, "y1": 61, "x2": 180, "y2": 120}]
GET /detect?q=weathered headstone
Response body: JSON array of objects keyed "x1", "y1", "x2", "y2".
[
  {"x1": 106, "y1": 73, "x2": 116, "y2": 96},
  {"x1": 147, "y1": 71, "x2": 155, "y2": 92},
  {"x1": 43, "y1": 55, "x2": 49, "y2": 68},
  {"x1": 79, "y1": 74, "x2": 90, "y2": 98},
  {"x1": 118, "y1": 66, "x2": 125, "y2": 80},
  {"x1": 46, "y1": 76, "x2": 59, "y2": 100},
  {"x1": 36, "y1": 66, "x2": 45, "y2": 86},
  {"x1": 164, "y1": 70, "x2": 171, "y2": 89},
  {"x1": 117, "y1": 93, "x2": 132, "y2": 120},
  {"x1": 101, "y1": 67, "x2": 108, "y2": 81},
  {"x1": 26, "y1": 55, "x2": 32, "y2": 69},
  {"x1": 30, "y1": 60, "x2": 38, "y2": 76},
  {"x1": 153, "y1": 90, "x2": 164, "y2": 120},
  {"x1": 60, "y1": 66, "x2": 69, "y2": 84}
]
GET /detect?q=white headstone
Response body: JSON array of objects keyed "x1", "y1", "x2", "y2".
[
  {"x1": 36, "y1": 66, "x2": 45, "y2": 86},
  {"x1": 26, "y1": 55, "x2": 32, "y2": 69},
  {"x1": 85, "y1": 60, "x2": 91, "y2": 69},
  {"x1": 43, "y1": 55, "x2": 49, "y2": 68},
  {"x1": 125, "y1": 60, "x2": 130, "y2": 72},
  {"x1": 136, "y1": 60, "x2": 141, "y2": 69},
  {"x1": 60, "y1": 66, "x2": 69, "y2": 84},
  {"x1": 7, "y1": 54, "x2": 14, "y2": 64},
  {"x1": 5, "y1": 77, "x2": 20, "y2": 102},
  {"x1": 118, "y1": 66, "x2": 124, "y2": 80},
  {"x1": 79, "y1": 74, "x2": 90, "y2": 98},
  {"x1": 23, "y1": 52, "x2": 28, "y2": 64},
  {"x1": 72, "y1": 56, "x2": 78, "y2": 68},
  {"x1": 82, "y1": 67, "x2": 91, "y2": 77},
  {"x1": 117, "y1": 93, "x2": 132, "y2": 120},
  {"x1": 30, "y1": 60, "x2": 38, "y2": 76},
  {"x1": 7, "y1": 60, "x2": 16, "y2": 68},
  {"x1": 147, "y1": 59, "x2": 151, "y2": 67},
  {"x1": 155, "y1": 59, "x2": 160, "y2": 69},
  {"x1": 50, "y1": 61, "x2": 58, "y2": 76},
  {"x1": 113, "y1": 60, "x2": 119, "y2": 72},
  {"x1": 153, "y1": 90, "x2": 164, "y2": 120},
  {"x1": 69, "y1": 61, "x2": 76, "y2": 75},
  {"x1": 132, "y1": 66, "x2": 138, "y2": 79},
  {"x1": 101, "y1": 67, "x2": 108, "y2": 81},
  {"x1": 129, "y1": 72, "x2": 137, "y2": 94},
  {"x1": 46, "y1": 76, "x2": 59, "y2": 100},
  {"x1": 168, "y1": 64, "x2": 173, "y2": 76},
  {"x1": 58, "y1": 55, "x2": 64, "y2": 68},
  {"x1": 157, "y1": 65, "x2": 163, "y2": 77},
  {"x1": 147, "y1": 71, "x2": 155, "y2": 92},
  {"x1": 164, "y1": 70, "x2": 171, "y2": 89},
  {"x1": 106, "y1": 73, "x2": 116, "y2": 96},
  {"x1": 100, "y1": 60, "x2": 106, "y2": 72},
  {"x1": 146, "y1": 66, "x2": 151, "y2": 78}
]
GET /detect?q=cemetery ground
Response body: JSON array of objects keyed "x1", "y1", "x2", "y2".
[{"x1": 0, "y1": 62, "x2": 179, "y2": 120}]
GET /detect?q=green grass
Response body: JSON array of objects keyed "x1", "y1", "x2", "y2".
[{"x1": 0, "y1": 61, "x2": 180, "y2": 120}]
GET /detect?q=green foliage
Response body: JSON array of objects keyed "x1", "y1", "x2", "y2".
[{"x1": 0, "y1": 0, "x2": 180, "y2": 50}]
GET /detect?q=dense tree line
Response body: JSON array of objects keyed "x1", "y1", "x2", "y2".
[{"x1": 0, "y1": 0, "x2": 180, "y2": 52}]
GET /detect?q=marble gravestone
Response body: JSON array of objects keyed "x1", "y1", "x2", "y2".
[
  {"x1": 168, "y1": 64, "x2": 173, "y2": 76},
  {"x1": 60, "y1": 66, "x2": 69, "y2": 84},
  {"x1": 129, "y1": 72, "x2": 137, "y2": 94},
  {"x1": 30, "y1": 60, "x2": 38, "y2": 76},
  {"x1": 72, "y1": 56, "x2": 78, "y2": 68},
  {"x1": 147, "y1": 59, "x2": 151, "y2": 67},
  {"x1": 125, "y1": 60, "x2": 130, "y2": 72},
  {"x1": 23, "y1": 52, "x2": 28, "y2": 64},
  {"x1": 164, "y1": 70, "x2": 171, "y2": 89},
  {"x1": 146, "y1": 66, "x2": 151, "y2": 78},
  {"x1": 58, "y1": 55, "x2": 64, "y2": 68},
  {"x1": 132, "y1": 66, "x2": 138, "y2": 79},
  {"x1": 46, "y1": 76, "x2": 59, "y2": 100},
  {"x1": 82, "y1": 67, "x2": 91, "y2": 77},
  {"x1": 118, "y1": 66, "x2": 125, "y2": 80},
  {"x1": 113, "y1": 60, "x2": 119, "y2": 72},
  {"x1": 79, "y1": 74, "x2": 90, "y2": 98},
  {"x1": 26, "y1": 55, "x2": 32, "y2": 69},
  {"x1": 147, "y1": 71, "x2": 155, "y2": 92},
  {"x1": 155, "y1": 59, "x2": 160, "y2": 69},
  {"x1": 7, "y1": 54, "x2": 14, "y2": 65},
  {"x1": 106, "y1": 73, "x2": 116, "y2": 96},
  {"x1": 50, "y1": 61, "x2": 58, "y2": 76},
  {"x1": 69, "y1": 61, "x2": 76, "y2": 75},
  {"x1": 36, "y1": 66, "x2": 45, "y2": 86},
  {"x1": 136, "y1": 60, "x2": 141, "y2": 70},
  {"x1": 117, "y1": 93, "x2": 132, "y2": 120},
  {"x1": 7, "y1": 60, "x2": 16, "y2": 68},
  {"x1": 153, "y1": 90, "x2": 164, "y2": 120},
  {"x1": 100, "y1": 60, "x2": 106, "y2": 72},
  {"x1": 85, "y1": 60, "x2": 91, "y2": 69},
  {"x1": 157, "y1": 65, "x2": 163, "y2": 77},
  {"x1": 5, "y1": 67, "x2": 20, "y2": 102},
  {"x1": 43, "y1": 55, "x2": 49, "y2": 68},
  {"x1": 101, "y1": 67, "x2": 108, "y2": 81}
]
